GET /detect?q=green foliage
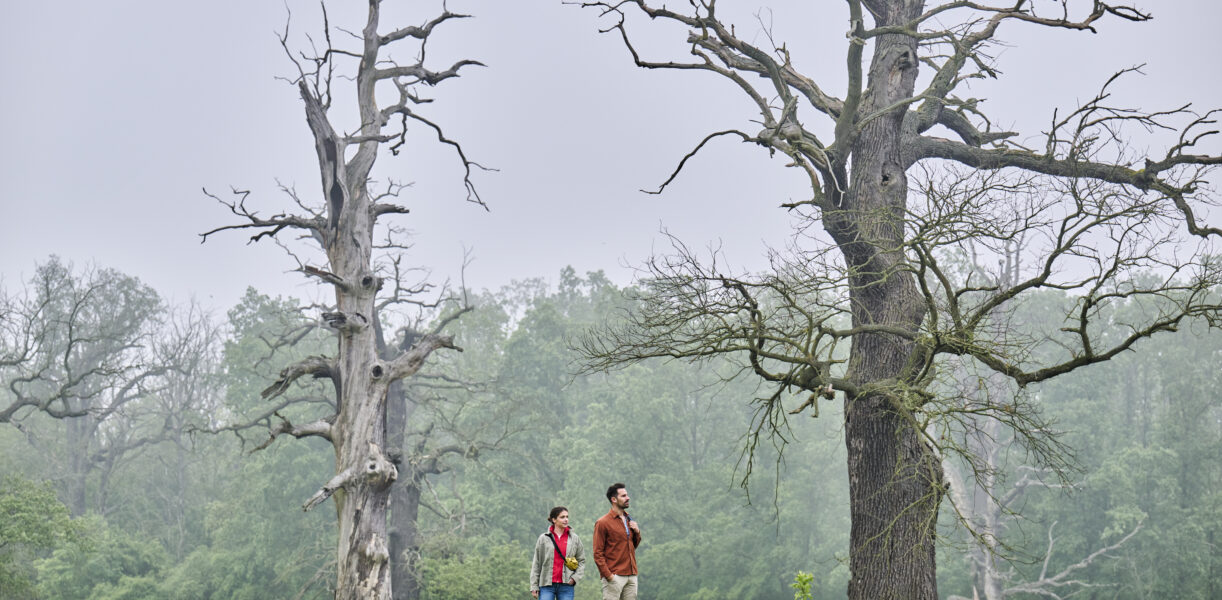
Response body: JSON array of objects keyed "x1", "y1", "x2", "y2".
[
  {"x1": 791, "y1": 571, "x2": 814, "y2": 600},
  {"x1": 418, "y1": 539, "x2": 520, "y2": 600},
  {"x1": 1027, "y1": 322, "x2": 1222, "y2": 600},
  {"x1": 937, "y1": 302, "x2": 1222, "y2": 599},
  {"x1": 442, "y1": 270, "x2": 853, "y2": 599},
  {"x1": 222, "y1": 287, "x2": 332, "y2": 419},
  {"x1": 34, "y1": 517, "x2": 165, "y2": 600},
  {"x1": 1, "y1": 269, "x2": 1216, "y2": 599},
  {"x1": 0, "y1": 475, "x2": 87, "y2": 599},
  {"x1": 154, "y1": 442, "x2": 336, "y2": 600}
]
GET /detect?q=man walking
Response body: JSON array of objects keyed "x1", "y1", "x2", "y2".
[{"x1": 592, "y1": 483, "x2": 641, "y2": 600}]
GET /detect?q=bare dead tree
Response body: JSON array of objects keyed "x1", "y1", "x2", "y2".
[
  {"x1": 205, "y1": 275, "x2": 511, "y2": 600},
  {"x1": 572, "y1": 2, "x2": 1222, "y2": 598},
  {"x1": 200, "y1": 3, "x2": 486, "y2": 598},
  {"x1": 383, "y1": 374, "x2": 505, "y2": 600},
  {"x1": 373, "y1": 282, "x2": 511, "y2": 600},
  {"x1": 944, "y1": 518, "x2": 1144, "y2": 600},
  {"x1": 938, "y1": 357, "x2": 1146, "y2": 600}
]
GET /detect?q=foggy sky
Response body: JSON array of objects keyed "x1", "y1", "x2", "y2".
[{"x1": 2, "y1": 1, "x2": 1219, "y2": 311}]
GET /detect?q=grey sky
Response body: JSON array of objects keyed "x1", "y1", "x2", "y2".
[{"x1": 2, "y1": 1, "x2": 1219, "y2": 311}]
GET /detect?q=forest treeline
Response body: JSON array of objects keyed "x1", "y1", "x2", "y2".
[{"x1": 1, "y1": 258, "x2": 1219, "y2": 599}]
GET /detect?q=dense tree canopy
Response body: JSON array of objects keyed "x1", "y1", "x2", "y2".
[{"x1": 2, "y1": 263, "x2": 1218, "y2": 598}]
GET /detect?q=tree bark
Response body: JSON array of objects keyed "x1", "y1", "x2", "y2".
[
  {"x1": 297, "y1": 68, "x2": 399, "y2": 597},
  {"x1": 64, "y1": 408, "x2": 90, "y2": 517},
  {"x1": 386, "y1": 377, "x2": 423, "y2": 600},
  {"x1": 829, "y1": 3, "x2": 943, "y2": 598},
  {"x1": 326, "y1": 237, "x2": 399, "y2": 600},
  {"x1": 290, "y1": 7, "x2": 473, "y2": 595},
  {"x1": 389, "y1": 475, "x2": 424, "y2": 600}
]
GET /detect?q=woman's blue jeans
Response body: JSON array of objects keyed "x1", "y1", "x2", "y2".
[{"x1": 538, "y1": 583, "x2": 575, "y2": 600}]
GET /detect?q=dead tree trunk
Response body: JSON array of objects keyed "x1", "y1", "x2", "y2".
[
  {"x1": 388, "y1": 469, "x2": 425, "y2": 600},
  {"x1": 203, "y1": 4, "x2": 484, "y2": 598},
  {"x1": 385, "y1": 376, "x2": 423, "y2": 600},
  {"x1": 385, "y1": 375, "x2": 475, "y2": 600}
]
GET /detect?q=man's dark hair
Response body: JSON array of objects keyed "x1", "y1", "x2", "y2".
[{"x1": 606, "y1": 483, "x2": 626, "y2": 502}]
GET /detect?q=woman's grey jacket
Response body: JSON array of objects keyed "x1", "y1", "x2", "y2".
[{"x1": 529, "y1": 528, "x2": 586, "y2": 593}]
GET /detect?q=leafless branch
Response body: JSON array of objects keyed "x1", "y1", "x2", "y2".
[
  {"x1": 260, "y1": 355, "x2": 336, "y2": 401},
  {"x1": 1004, "y1": 520, "x2": 1144, "y2": 598}
]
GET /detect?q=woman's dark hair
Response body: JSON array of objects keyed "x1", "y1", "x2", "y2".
[
  {"x1": 549, "y1": 506, "x2": 568, "y2": 522},
  {"x1": 606, "y1": 483, "x2": 626, "y2": 502}
]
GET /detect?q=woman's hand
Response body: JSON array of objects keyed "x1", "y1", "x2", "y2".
[{"x1": 531, "y1": 590, "x2": 539, "y2": 598}]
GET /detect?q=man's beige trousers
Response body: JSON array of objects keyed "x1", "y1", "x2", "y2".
[{"x1": 601, "y1": 574, "x2": 638, "y2": 600}]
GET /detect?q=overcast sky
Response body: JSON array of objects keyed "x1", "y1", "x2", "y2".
[{"x1": 2, "y1": 1, "x2": 1219, "y2": 312}]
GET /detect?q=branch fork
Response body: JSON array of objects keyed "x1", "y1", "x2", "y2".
[{"x1": 303, "y1": 442, "x2": 399, "y2": 512}]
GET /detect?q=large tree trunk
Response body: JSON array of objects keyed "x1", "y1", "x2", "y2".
[
  {"x1": 389, "y1": 476, "x2": 424, "y2": 600},
  {"x1": 386, "y1": 378, "x2": 423, "y2": 600},
  {"x1": 298, "y1": 72, "x2": 399, "y2": 597},
  {"x1": 839, "y1": 260, "x2": 940, "y2": 600},
  {"x1": 207, "y1": 3, "x2": 479, "y2": 597},
  {"x1": 328, "y1": 303, "x2": 399, "y2": 598},
  {"x1": 64, "y1": 407, "x2": 92, "y2": 517},
  {"x1": 328, "y1": 237, "x2": 398, "y2": 600},
  {"x1": 843, "y1": 397, "x2": 941, "y2": 599},
  {"x1": 831, "y1": 3, "x2": 943, "y2": 598}
]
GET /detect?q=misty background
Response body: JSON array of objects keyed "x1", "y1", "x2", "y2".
[
  {"x1": 4, "y1": 1, "x2": 1219, "y2": 305},
  {"x1": 2, "y1": 1, "x2": 1220, "y2": 599}
]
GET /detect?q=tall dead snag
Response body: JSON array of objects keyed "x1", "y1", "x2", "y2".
[
  {"x1": 573, "y1": 2, "x2": 1221, "y2": 599},
  {"x1": 202, "y1": 3, "x2": 485, "y2": 598}
]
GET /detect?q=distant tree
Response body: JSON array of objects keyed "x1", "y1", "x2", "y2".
[
  {"x1": 33, "y1": 517, "x2": 167, "y2": 600},
  {"x1": 209, "y1": 290, "x2": 513, "y2": 600},
  {"x1": 940, "y1": 359, "x2": 1144, "y2": 600},
  {"x1": 382, "y1": 296, "x2": 519, "y2": 600},
  {"x1": 138, "y1": 302, "x2": 225, "y2": 559},
  {"x1": 201, "y1": 3, "x2": 487, "y2": 597},
  {"x1": 0, "y1": 258, "x2": 179, "y2": 517},
  {"x1": 1008, "y1": 317, "x2": 1222, "y2": 600},
  {"x1": 0, "y1": 475, "x2": 87, "y2": 598},
  {"x1": 573, "y1": 2, "x2": 1222, "y2": 599}
]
